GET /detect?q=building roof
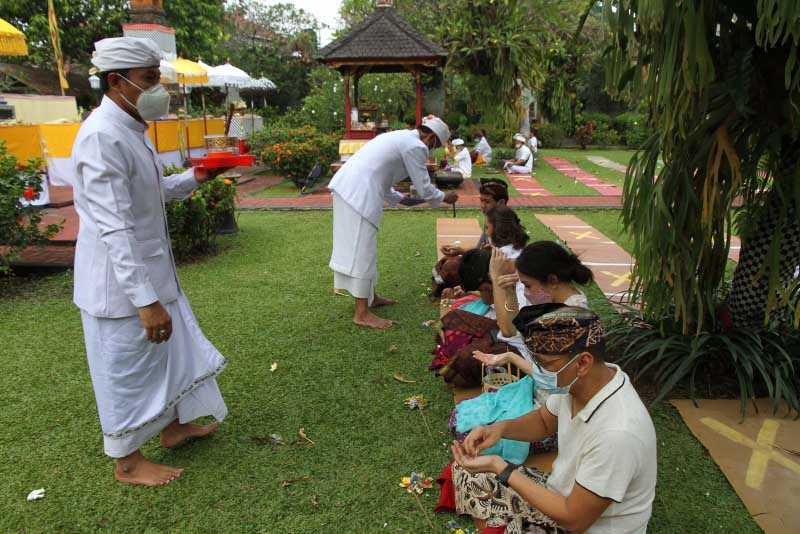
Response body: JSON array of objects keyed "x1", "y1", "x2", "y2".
[{"x1": 318, "y1": 6, "x2": 446, "y2": 65}]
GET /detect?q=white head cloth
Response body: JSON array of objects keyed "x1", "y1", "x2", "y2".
[
  {"x1": 451, "y1": 138, "x2": 465, "y2": 147},
  {"x1": 421, "y1": 115, "x2": 451, "y2": 147},
  {"x1": 513, "y1": 133, "x2": 526, "y2": 144},
  {"x1": 91, "y1": 37, "x2": 163, "y2": 72}
]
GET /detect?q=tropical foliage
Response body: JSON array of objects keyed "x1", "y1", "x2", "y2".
[
  {"x1": 605, "y1": 0, "x2": 800, "y2": 332},
  {"x1": 0, "y1": 144, "x2": 60, "y2": 272},
  {"x1": 249, "y1": 126, "x2": 339, "y2": 182},
  {"x1": 162, "y1": 165, "x2": 237, "y2": 260}
]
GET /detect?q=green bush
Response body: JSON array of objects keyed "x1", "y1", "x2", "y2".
[
  {"x1": 492, "y1": 147, "x2": 516, "y2": 170},
  {"x1": 536, "y1": 123, "x2": 566, "y2": 148},
  {"x1": 470, "y1": 124, "x2": 517, "y2": 148},
  {"x1": 163, "y1": 165, "x2": 237, "y2": 260},
  {"x1": 613, "y1": 112, "x2": 654, "y2": 148},
  {"x1": 0, "y1": 142, "x2": 61, "y2": 272},
  {"x1": 593, "y1": 128, "x2": 622, "y2": 146},
  {"x1": 577, "y1": 111, "x2": 613, "y2": 134},
  {"x1": 249, "y1": 126, "x2": 339, "y2": 181}
]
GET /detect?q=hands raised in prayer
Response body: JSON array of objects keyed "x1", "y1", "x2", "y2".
[
  {"x1": 441, "y1": 286, "x2": 465, "y2": 299},
  {"x1": 489, "y1": 247, "x2": 517, "y2": 285},
  {"x1": 452, "y1": 440, "x2": 505, "y2": 475},
  {"x1": 440, "y1": 244, "x2": 465, "y2": 257}
]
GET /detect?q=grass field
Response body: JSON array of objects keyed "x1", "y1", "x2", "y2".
[{"x1": 0, "y1": 210, "x2": 757, "y2": 532}]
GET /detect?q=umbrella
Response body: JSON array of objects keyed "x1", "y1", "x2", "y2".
[
  {"x1": 0, "y1": 18, "x2": 27, "y2": 56},
  {"x1": 159, "y1": 59, "x2": 177, "y2": 84},
  {"x1": 240, "y1": 77, "x2": 277, "y2": 91},
  {"x1": 169, "y1": 58, "x2": 209, "y2": 160},
  {"x1": 170, "y1": 57, "x2": 208, "y2": 85},
  {"x1": 206, "y1": 62, "x2": 251, "y2": 87}
]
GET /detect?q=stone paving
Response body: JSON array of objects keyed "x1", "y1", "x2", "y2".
[
  {"x1": 542, "y1": 156, "x2": 624, "y2": 196},
  {"x1": 586, "y1": 155, "x2": 629, "y2": 173}
]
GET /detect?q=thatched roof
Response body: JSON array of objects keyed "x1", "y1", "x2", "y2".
[{"x1": 318, "y1": 6, "x2": 446, "y2": 68}]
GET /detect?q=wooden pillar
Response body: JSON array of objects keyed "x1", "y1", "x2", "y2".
[
  {"x1": 344, "y1": 72, "x2": 351, "y2": 137},
  {"x1": 414, "y1": 70, "x2": 422, "y2": 127}
]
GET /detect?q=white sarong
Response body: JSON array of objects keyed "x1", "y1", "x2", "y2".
[
  {"x1": 329, "y1": 192, "x2": 378, "y2": 305},
  {"x1": 81, "y1": 293, "x2": 228, "y2": 458}
]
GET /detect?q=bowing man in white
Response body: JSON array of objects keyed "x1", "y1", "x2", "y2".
[
  {"x1": 72, "y1": 37, "x2": 231, "y2": 486},
  {"x1": 448, "y1": 138, "x2": 473, "y2": 178},
  {"x1": 329, "y1": 115, "x2": 459, "y2": 329}
]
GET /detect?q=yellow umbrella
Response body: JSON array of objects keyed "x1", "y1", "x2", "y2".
[
  {"x1": 170, "y1": 57, "x2": 208, "y2": 85},
  {"x1": 0, "y1": 18, "x2": 28, "y2": 56}
]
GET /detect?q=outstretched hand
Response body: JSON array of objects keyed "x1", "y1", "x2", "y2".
[{"x1": 473, "y1": 350, "x2": 514, "y2": 367}]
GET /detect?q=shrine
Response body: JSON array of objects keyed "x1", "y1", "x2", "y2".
[{"x1": 317, "y1": 0, "x2": 447, "y2": 149}]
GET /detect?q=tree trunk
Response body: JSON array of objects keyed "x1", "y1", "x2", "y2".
[{"x1": 728, "y1": 190, "x2": 800, "y2": 329}]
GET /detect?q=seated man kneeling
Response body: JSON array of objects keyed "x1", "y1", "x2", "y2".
[{"x1": 452, "y1": 307, "x2": 657, "y2": 533}]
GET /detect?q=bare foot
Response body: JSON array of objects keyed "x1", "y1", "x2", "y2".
[
  {"x1": 115, "y1": 451, "x2": 183, "y2": 487},
  {"x1": 370, "y1": 295, "x2": 397, "y2": 308},
  {"x1": 353, "y1": 311, "x2": 394, "y2": 329},
  {"x1": 160, "y1": 420, "x2": 220, "y2": 449}
]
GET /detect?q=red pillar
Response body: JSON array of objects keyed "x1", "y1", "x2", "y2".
[
  {"x1": 415, "y1": 70, "x2": 422, "y2": 127},
  {"x1": 344, "y1": 73, "x2": 351, "y2": 138}
]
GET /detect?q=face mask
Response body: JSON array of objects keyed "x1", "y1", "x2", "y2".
[
  {"x1": 525, "y1": 287, "x2": 553, "y2": 305},
  {"x1": 118, "y1": 75, "x2": 170, "y2": 120},
  {"x1": 532, "y1": 353, "x2": 581, "y2": 396}
]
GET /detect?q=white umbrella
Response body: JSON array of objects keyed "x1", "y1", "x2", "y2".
[
  {"x1": 207, "y1": 62, "x2": 251, "y2": 87},
  {"x1": 159, "y1": 59, "x2": 177, "y2": 84},
  {"x1": 241, "y1": 77, "x2": 276, "y2": 91}
]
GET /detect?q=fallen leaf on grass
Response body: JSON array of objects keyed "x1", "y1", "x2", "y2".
[
  {"x1": 250, "y1": 434, "x2": 285, "y2": 446},
  {"x1": 270, "y1": 362, "x2": 278, "y2": 372},
  {"x1": 298, "y1": 427, "x2": 315, "y2": 445},
  {"x1": 422, "y1": 319, "x2": 435, "y2": 328},
  {"x1": 281, "y1": 475, "x2": 311, "y2": 488},
  {"x1": 26, "y1": 488, "x2": 45, "y2": 502},
  {"x1": 392, "y1": 372, "x2": 416, "y2": 383},
  {"x1": 414, "y1": 251, "x2": 422, "y2": 257},
  {"x1": 310, "y1": 495, "x2": 320, "y2": 508},
  {"x1": 387, "y1": 344, "x2": 397, "y2": 353}
]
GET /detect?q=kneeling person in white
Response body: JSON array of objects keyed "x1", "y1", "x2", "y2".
[
  {"x1": 72, "y1": 37, "x2": 231, "y2": 486},
  {"x1": 328, "y1": 115, "x2": 458, "y2": 329},
  {"x1": 453, "y1": 308, "x2": 656, "y2": 533}
]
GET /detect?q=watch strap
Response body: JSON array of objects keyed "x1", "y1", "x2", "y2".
[{"x1": 497, "y1": 462, "x2": 519, "y2": 487}]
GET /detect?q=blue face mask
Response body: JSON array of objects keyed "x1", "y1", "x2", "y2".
[{"x1": 532, "y1": 353, "x2": 581, "y2": 396}]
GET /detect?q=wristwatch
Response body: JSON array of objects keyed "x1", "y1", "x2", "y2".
[{"x1": 497, "y1": 462, "x2": 519, "y2": 487}]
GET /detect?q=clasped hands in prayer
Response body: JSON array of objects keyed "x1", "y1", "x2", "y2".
[{"x1": 490, "y1": 246, "x2": 518, "y2": 289}]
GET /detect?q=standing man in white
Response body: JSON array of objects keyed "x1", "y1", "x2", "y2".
[
  {"x1": 72, "y1": 37, "x2": 230, "y2": 486},
  {"x1": 329, "y1": 116, "x2": 459, "y2": 329}
]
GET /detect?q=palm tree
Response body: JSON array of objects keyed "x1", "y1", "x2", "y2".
[
  {"x1": 604, "y1": 0, "x2": 800, "y2": 332},
  {"x1": 602, "y1": 1, "x2": 800, "y2": 413}
]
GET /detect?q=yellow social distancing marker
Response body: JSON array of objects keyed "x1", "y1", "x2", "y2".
[
  {"x1": 700, "y1": 417, "x2": 800, "y2": 490},
  {"x1": 601, "y1": 271, "x2": 631, "y2": 288},
  {"x1": 570, "y1": 231, "x2": 600, "y2": 240}
]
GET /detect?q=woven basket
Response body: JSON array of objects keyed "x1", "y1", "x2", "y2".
[{"x1": 481, "y1": 363, "x2": 520, "y2": 393}]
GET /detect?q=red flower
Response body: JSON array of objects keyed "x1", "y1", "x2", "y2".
[{"x1": 23, "y1": 187, "x2": 37, "y2": 201}]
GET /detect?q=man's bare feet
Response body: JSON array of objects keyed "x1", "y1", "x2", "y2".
[
  {"x1": 115, "y1": 451, "x2": 183, "y2": 487},
  {"x1": 160, "y1": 419, "x2": 220, "y2": 449},
  {"x1": 370, "y1": 295, "x2": 397, "y2": 308},
  {"x1": 353, "y1": 311, "x2": 394, "y2": 329}
]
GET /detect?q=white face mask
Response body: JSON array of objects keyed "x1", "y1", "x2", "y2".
[
  {"x1": 118, "y1": 75, "x2": 170, "y2": 120},
  {"x1": 532, "y1": 353, "x2": 581, "y2": 396}
]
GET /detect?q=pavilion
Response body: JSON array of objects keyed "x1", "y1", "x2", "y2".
[{"x1": 317, "y1": 0, "x2": 447, "y2": 144}]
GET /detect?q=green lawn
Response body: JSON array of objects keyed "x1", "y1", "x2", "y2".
[
  {"x1": 0, "y1": 210, "x2": 757, "y2": 532},
  {"x1": 252, "y1": 178, "x2": 304, "y2": 198}
]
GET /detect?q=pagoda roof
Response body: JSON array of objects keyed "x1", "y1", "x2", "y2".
[{"x1": 318, "y1": 6, "x2": 446, "y2": 68}]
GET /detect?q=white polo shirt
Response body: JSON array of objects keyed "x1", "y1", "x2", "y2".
[{"x1": 545, "y1": 364, "x2": 657, "y2": 533}]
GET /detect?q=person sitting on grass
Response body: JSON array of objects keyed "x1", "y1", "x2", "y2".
[
  {"x1": 503, "y1": 133, "x2": 534, "y2": 175},
  {"x1": 491, "y1": 240, "x2": 592, "y2": 361},
  {"x1": 439, "y1": 178, "x2": 509, "y2": 262},
  {"x1": 432, "y1": 249, "x2": 523, "y2": 388},
  {"x1": 471, "y1": 128, "x2": 493, "y2": 164},
  {"x1": 447, "y1": 138, "x2": 473, "y2": 178},
  {"x1": 452, "y1": 307, "x2": 657, "y2": 534}
]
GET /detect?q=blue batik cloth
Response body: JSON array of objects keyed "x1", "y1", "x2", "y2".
[
  {"x1": 459, "y1": 298, "x2": 492, "y2": 316},
  {"x1": 455, "y1": 375, "x2": 536, "y2": 464}
]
